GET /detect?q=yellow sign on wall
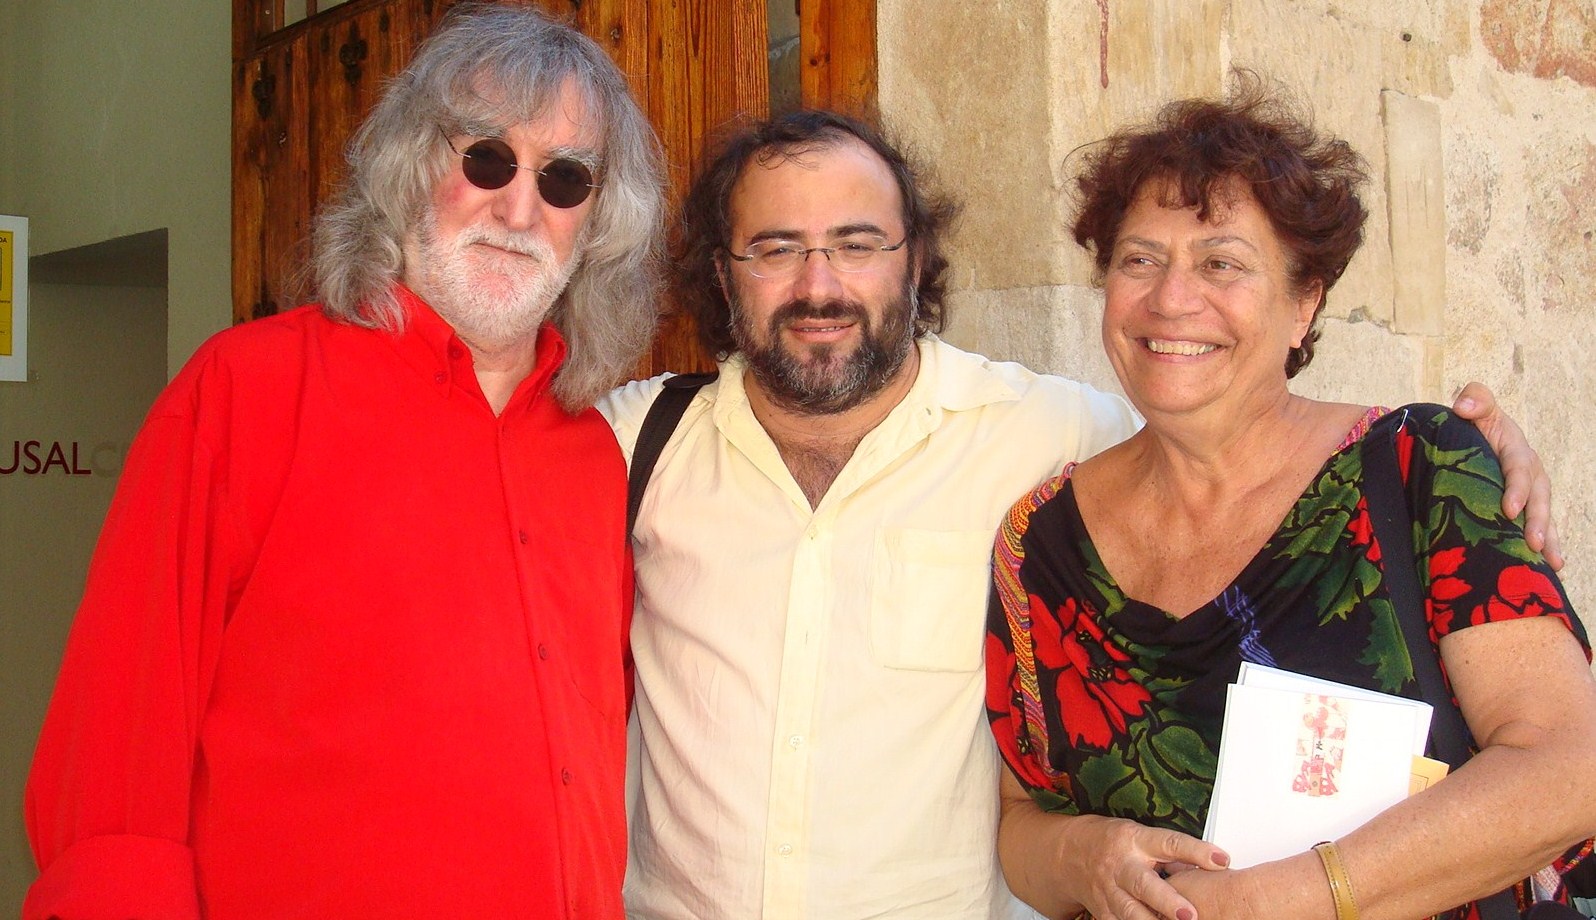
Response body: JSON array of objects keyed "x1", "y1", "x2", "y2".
[
  {"x1": 0, "y1": 214, "x2": 28, "y2": 381},
  {"x1": 0, "y1": 228, "x2": 13, "y2": 355}
]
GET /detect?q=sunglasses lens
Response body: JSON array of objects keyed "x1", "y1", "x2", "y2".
[
  {"x1": 537, "y1": 158, "x2": 595, "y2": 209},
  {"x1": 460, "y1": 139, "x2": 517, "y2": 190}
]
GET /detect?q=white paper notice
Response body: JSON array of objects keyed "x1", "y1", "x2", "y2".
[{"x1": 1203, "y1": 669, "x2": 1431, "y2": 869}]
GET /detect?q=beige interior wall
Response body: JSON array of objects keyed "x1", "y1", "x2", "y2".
[
  {"x1": 0, "y1": 2, "x2": 229, "y2": 910},
  {"x1": 0, "y1": 2, "x2": 232, "y2": 374},
  {"x1": 879, "y1": 0, "x2": 1596, "y2": 620}
]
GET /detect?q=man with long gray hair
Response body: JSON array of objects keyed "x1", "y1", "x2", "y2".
[{"x1": 25, "y1": 6, "x2": 661, "y2": 918}]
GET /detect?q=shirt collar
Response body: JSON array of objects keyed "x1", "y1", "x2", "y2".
[
  {"x1": 916, "y1": 335, "x2": 1027, "y2": 413},
  {"x1": 387, "y1": 284, "x2": 570, "y2": 410},
  {"x1": 712, "y1": 335, "x2": 1025, "y2": 431}
]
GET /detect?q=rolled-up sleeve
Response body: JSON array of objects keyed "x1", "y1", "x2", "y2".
[{"x1": 24, "y1": 371, "x2": 238, "y2": 920}]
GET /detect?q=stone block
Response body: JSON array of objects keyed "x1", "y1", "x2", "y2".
[
  {"x1": 942, "y1": 283, "x2": 1123, "y2": 398},
  {"x1": 1322, "y1": 0, "x2": 1451, "y2": 39},
  {"x1": 1046, "y1": 0, "x2": 1227, "y2": 287},
  {"x1": 1503, "y1": 343, "x2": 1596, "y2": 617},
  {"x1": 1382, "y1": 29, "x2": 1453, "y2": 98},
  {"x1": 1226, "y1": 0, "x2": 1396, "y2": 326},
  {"x1": 1520, "y1": 137, "x2": 1596, "y2": 317},
  {"x1": 1291, "y1": 315, "x2": 1426, "y2": 406},
  {"x1": 1088, "y1": 0, "x2": 1227, "y2": 129},
  {"x1": 1382, "y1": 89, "x2": 1447, "y2": 337},
  {"x1": 880, "y1": 0, "x2": 1230, "y2": 296},
  {"x1": 1443, "y1": 129, "x2": 1499, "y2": 255},
  {"x1": 879, "y1": 0, "x2": 1069, "y2": 293}
]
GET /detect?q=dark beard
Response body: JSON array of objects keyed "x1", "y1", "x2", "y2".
[{"x1": 731, "y1": 287, "x2": 915, "y2": 416}]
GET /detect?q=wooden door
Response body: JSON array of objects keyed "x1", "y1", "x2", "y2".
[{"x1": 232, "y1": 0, "x2": 876, "y2": 377}]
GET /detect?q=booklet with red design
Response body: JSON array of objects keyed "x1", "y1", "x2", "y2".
[{"x1": 1201, "y1": 664, "x2": 1438, "y2": 869}]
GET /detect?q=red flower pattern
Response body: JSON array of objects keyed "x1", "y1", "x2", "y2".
[
  {"x1": 1030, "y1": 593, "x2": 1151, "y2": 751},
  {"x1": 985, "y1": 631, "x2": 1054, "y2": 789},
  {"x1": 1347, "y1": 497, "x2": 1377, "y2": 557},
  {"x1": 1426, "y1": 545, "x2": 1471, "y2": 635},
  {"x1": 1480, "y1": 565, "x2": 1567, "y2": 625}
]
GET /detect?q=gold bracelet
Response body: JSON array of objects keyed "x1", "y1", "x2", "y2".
[{"x1": 1313, "y1": 841, "x2": 1360, "y2": 920}]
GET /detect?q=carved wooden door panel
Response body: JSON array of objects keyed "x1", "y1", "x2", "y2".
[
  {"x1": 232, "y1": 0, "x2": 876, "y2": 377},
  {"x1": 233, "y1": 29, "x2": 310, "y2": 324}
]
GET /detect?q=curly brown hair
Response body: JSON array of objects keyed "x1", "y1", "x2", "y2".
[
  {"x1": 1072, "y1": 72, "x2": 1369, "y2": 378},
  {"x1": 675, "y1": 110, "x2": 959, "y2": 359}
]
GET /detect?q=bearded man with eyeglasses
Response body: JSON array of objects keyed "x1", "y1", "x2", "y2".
[
  {"x1": 24, "y1": 7, "x2": 660, "y2": 919},
  {"x1": 600, "y1": 110, "x2": 1563, "y2": 920}
]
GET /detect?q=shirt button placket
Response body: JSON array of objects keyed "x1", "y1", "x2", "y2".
[{"x1": 763, "y1": 513, "x2": 829, "y2": 916}]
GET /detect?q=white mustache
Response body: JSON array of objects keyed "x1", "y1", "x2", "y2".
[{"x1": 455, "y1": 227, "x2": 553, "y2": 261}]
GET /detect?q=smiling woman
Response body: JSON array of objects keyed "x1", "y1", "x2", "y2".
[
  {"x1": 1099, "y1": 179, "x2": 1321, "y2": 423},
  {"x1": 984, "y1": 72, "x2": 1596, "y2": 920}
]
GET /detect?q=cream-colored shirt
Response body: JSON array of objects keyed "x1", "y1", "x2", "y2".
[{"x1": 599, "y1": 338, "x2": 1139, "y2": 920}]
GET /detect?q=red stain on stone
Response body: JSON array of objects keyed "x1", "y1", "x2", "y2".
[
  {"x1": 1481, "y1": 0, "x2": 1596, "y2": 88},
  {"x1": 1098, "y1": 0, "x2": 1110, "y2": 89}
]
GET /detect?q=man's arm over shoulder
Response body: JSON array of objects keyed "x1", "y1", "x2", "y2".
[
  {"x1": 1011, "y1": 369, "x2": 1142, "y2": 468},
  {"x1": 596, "y1": 373, "x2": 672, "y2": 463},
  {"x1": 1070, "y1": 380, "x2": 1142, "y2": 462}
]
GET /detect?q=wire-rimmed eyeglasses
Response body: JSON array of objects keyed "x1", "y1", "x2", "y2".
[
  {"x1": 726, "y1": 235, "x2": 908, "y2": 280},
  {"x1": 439, "y1": 129, "x2": 599, "y2": 209}
]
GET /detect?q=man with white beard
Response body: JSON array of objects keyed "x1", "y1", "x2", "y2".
[{"x1": 23, "y1": 7, "x2": 661, "y2": 919}]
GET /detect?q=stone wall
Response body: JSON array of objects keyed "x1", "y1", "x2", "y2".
[{"x1": 879, "y1": 0, "x2": 1596, "y2": 619}]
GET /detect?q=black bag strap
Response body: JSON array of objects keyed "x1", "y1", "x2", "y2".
[
  {"x1": 1361, "y1": 407, "x2": 1476, "y2": 769},
  {"x1": 626, "y1": 371, "x2": 717, "y2": 537},
  {"x1": 1361, "y1": 406, "x2": 1522, "y2": 920}
]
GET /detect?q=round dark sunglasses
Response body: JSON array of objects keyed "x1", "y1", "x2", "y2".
[{"x1": 440, "y1": 131, "x2": 599, "y2": 209}]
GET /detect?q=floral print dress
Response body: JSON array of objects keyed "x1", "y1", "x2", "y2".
[{"x1": 985, "y1": 404, "x2": 1591, "y2": 919}]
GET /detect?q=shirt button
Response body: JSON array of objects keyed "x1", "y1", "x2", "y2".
[
  {"x1": 448, "y1": 343, "x2": 464, "y2": 359},
  {"x1": 538, "y1": 644, "x2": 550, "y2": 660},
  {"x1": 561, "y1": 768, "x2": 573, "y2": 785},
  {"x1": 433, "y1": 372, "x2": 447, "y2": 384},
  {"x1": 788, "y1": 734, "x2": 803, "y2": 748},
  {"x1": 805, "y1": 526, "x2": 819, "y2": 540},
  {"x1": 777, "y1": 844, "x2": 793, "y2": 856},
  {"x1": 518, "y1": 530, "x2": 529, "y2": 545}
]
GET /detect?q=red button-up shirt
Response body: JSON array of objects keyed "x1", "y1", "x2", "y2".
[{"x1": 25, "y1": 288, "x2": 632, "y2": 919}]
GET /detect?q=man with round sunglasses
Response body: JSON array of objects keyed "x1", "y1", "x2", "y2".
[
  {"x1": 442, "y1": 130, "x2": 602, "y2": 208},
  {"x1": 600, "y1": 110, "x2": 1562, "y2": 919},
  {"x1": 25, "y1": 6, "x2": 661, "y2": 919}
]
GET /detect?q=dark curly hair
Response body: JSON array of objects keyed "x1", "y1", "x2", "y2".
[
  {"x1": 675, "y1": 110, "x2": 959, "y2": 359},
  {"x1": 1072, "y1": 72, "x2": 1369, "y2": 378}
]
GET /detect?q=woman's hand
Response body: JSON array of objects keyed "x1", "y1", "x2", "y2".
[
  {"x1": 1059, "y1": 814, "x2": 1230, "y2": 920},
  {"x1": 997, "y1": 770, "x2": 1230, "y2": 920},
  {"x1": 1450, "y1": 382, "x2": 1562, "y2": 568}
]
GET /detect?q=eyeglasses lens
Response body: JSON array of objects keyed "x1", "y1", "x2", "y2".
[
  {"x1": 460, "y1": 139, "x2": 518, "y2": 190},
  {"x1": 459, "y1": 138, "x2": 595, "y2": 209},
  {"x1": 536, "y1": 158, "x2": 595, "y2": 209}
]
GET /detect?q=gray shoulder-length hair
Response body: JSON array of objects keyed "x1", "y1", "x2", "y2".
[{"x1": 310, "y1": 2, "x2": 665, "y2": 411}]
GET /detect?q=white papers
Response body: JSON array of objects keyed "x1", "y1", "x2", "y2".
[{"x1": 1202, "y1": 664, "x2": 1433, "y2": 869}]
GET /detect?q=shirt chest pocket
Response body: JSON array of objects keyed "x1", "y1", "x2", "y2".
[{"x1": 869, "y1": 528, "x2": 995, "y2": 672}]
